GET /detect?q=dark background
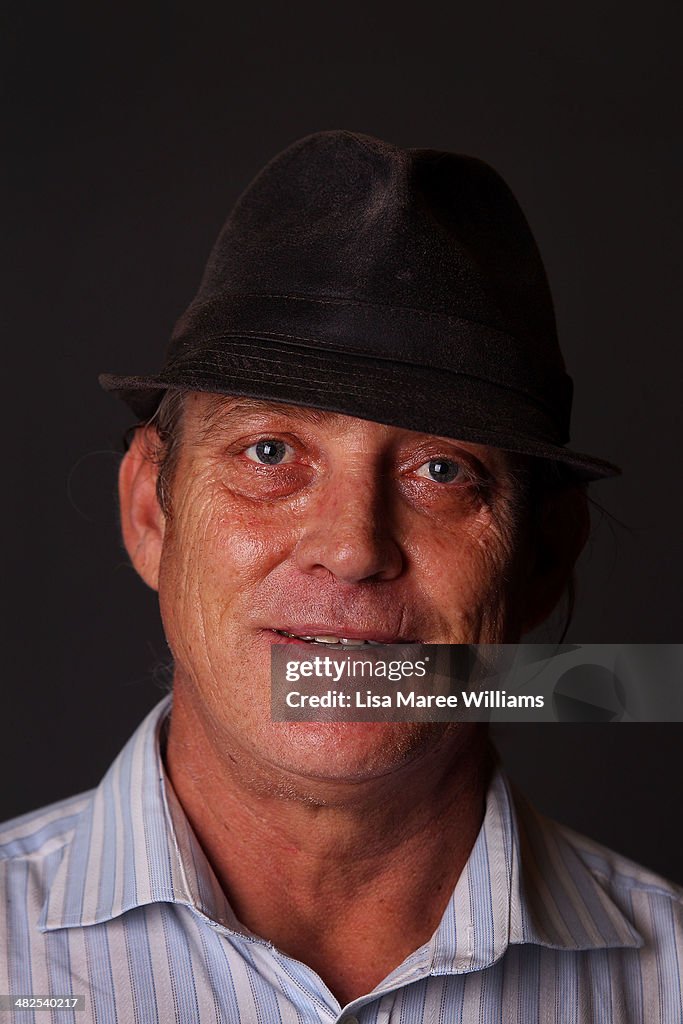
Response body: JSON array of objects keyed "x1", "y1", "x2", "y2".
[{"x1": 3, "y1": 4, "x2": 682, "y2": 881}]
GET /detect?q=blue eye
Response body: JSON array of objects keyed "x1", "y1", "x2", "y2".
[
  {"x1": 417, "y1": 458, "x2": 463, "y2": 483},
  {"x1": 245, "y1": 440, "x2": 293, "y2": 465}
]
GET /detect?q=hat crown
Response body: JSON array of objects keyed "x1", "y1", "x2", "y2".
[{"x1": 184, "y1": 130, "x2": 561, "y2": 371}]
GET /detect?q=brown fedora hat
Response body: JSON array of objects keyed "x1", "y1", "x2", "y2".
[{"x1": 100, "y1": 130, "x2": 619, "y2": 480}]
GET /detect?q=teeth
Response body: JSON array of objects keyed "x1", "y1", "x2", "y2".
[{"x1": 277, "y1": 630, "x2": 385, "y2": 647}]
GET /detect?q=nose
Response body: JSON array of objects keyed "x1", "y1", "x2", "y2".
[{"x1": 293, "y1": 472, "x2": 404, "y2": 584}]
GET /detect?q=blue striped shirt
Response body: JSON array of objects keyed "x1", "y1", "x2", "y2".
[{"x1": 1, "y1": 698, "x2": 682, "y2": 1023}]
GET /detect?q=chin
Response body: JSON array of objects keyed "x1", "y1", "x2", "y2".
[{"x1": 252, "y1": 719, "x2": 452, "y2": 787}]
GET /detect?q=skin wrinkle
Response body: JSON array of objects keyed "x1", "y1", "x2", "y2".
[
  {"x1": 143, "y1": 389, "x2": 534, "y2": 522},
  {"x1": 118, "y1": 390, "x2": 587, "y2": 1005},
  {"x1": 148, "y1": 391, "x2": 528, "y2": 774},
  {"x1": 142, "y1": 393, "x2": 533, "y2": 790}
]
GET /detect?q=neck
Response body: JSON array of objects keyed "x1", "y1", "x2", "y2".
[{"x1": 164, "y1": 685, "x2": 492, "y2": 1007}]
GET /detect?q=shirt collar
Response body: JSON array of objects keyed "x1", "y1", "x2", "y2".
[
  {"x1": 424, "y1": 769, "x2": 642, "y2": 977},
  {"x1": 40, "y1": 697, "x2": 239, "y2": 934},
  {"x1": 39, "y1": 697, "x2": 643, "y2": 967}
]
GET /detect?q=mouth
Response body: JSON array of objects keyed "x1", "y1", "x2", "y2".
[{"x1": 272, "y1": 629, "x2": 414, "y2": 649}]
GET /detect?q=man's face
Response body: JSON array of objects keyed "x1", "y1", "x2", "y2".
[{"x1": 124, "y1": 393, "x2": 540, "y2": 788}]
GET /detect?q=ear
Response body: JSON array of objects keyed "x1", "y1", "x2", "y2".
[
  {"x1": 521, "y1": 486, "x2": 590, "y2": 634},
  {"x1": 118, "y1": 430, "x2": 166, "y2": 591}
]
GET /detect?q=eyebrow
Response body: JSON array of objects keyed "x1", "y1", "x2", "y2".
[{"x1": 194, "y1": 395, "x2": 337, "y2": 443}]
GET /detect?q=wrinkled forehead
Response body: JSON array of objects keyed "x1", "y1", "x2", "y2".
[{"x1": 178, "y1": 391, "x2": 526, "y2": 470}]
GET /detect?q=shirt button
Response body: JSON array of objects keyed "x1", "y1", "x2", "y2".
[{"x1": 341, "y1": 1017, "x2": 359, "y2": 1024}]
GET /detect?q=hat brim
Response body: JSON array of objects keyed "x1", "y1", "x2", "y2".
[{"x1": 99, "y1": 337, "x2": 620, "y2": 482}]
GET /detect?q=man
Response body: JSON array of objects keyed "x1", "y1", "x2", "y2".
[{"x1": 1, "y1": 132, "x2": 681, "y2": 1022}]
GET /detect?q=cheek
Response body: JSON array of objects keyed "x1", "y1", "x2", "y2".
[
  {"x1": 407, "y1": 513, "x2": 522, "y2": 634},
  {"x1": 167, "y1": 481, "x2": 298, "y2": 582},
  {"x1": 157, "y1": 482, "x2": 300, "y2": 651},
  {"x1": 217, "y1": 506, "x2": 294, "y2": 586}
]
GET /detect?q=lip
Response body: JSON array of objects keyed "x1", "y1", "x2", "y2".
[{"x1": 265, "y1": 625, "x2": 416, "y2": 644}]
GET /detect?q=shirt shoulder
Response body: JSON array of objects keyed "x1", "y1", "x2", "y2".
[
  {"x1": 0, "y1": 790, "x2": 94, "y2": 863},
  {"x1": 508, "y1": 779, "x2": 683, "y2": 971},
  {"x1": 554, "y1": 817, "x2": 683, "y2": 905},
  {"x1": 532, "y1": 807, "x2": 683, "y2": 971}
]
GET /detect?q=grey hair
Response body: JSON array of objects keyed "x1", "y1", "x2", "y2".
[{"x1": 124, "y1": 388, "x2": 190, "y2": 517}]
